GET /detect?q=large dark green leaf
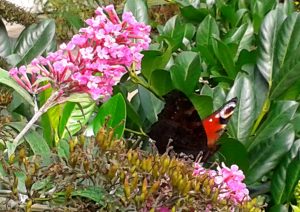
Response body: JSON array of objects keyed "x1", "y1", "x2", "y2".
[
  {"x1": 170, "y1": 51, "x2": 201, "y2": 95},
  {"x1": 218, "y1": 138, "x2": 249, "y2": 173},
  {"x1": 58, "y1": 100, "x2": 95, "y2": 139},
  {"x1": 93, "y1": 93, "x2": 126, "y2": 138},
  {"x1": 180, "y1": 6, "x2": 208, "y2": 22},
  {"x1": 0, "y1": 19, "x2": 11, "y2": 57},
  {"x1": 196, "y1": 15, "x2": 219, "y2": 47},
  {"x1": 124, "y1": 0, "x2": 149, "y2": 24},
  {"x1": 247, "y1": 101, "x2": 298, "y2": 150},
  {"x1": 226, "y1": 73, "x2": 256, "y2": 144},
  {"x1": 150, "y1": 69, "x2": 174, "y2": 96},
  {"x1": 256, "y1": 7, "x2": 285, "y2": 85},
  {"x1": 275, "y1": 13, "x2": 300, "y2": 73},
  {"x1": 271, "y1": 139, "x2": 300, "y2": 204},
  {"x1": 285, "y1": 153, "x2": 300, "y2": 202},
  {"x1": 8, "y1": 122, "x2": 52, "y2": 164},
  {"x1": 137, "y1": 85, "x2": 164, "y2": 124},
  {"x1": 271, "y1": 45, "x2": 300, "y2": 99},
  {"x1": 0, "y1": 68, "x2": 34, "y2": 106},
  {"x1": 246, "y1": 124, "x2": 295, "y2": 184},
  {"x1": 141, "y1": 47, "x2": 172, "y2": 80},
  {"x1": 13, "y1": 19, "x2": 55, "y2": 66}
]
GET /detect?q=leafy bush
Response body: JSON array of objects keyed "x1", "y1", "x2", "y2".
[{"x1": 0, "y1": 0, "x2": 300, "y2": 210}]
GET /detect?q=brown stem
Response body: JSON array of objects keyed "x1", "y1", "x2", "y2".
[{"x1": 12, "y1": 91, "x2": 61, "y2": 145}]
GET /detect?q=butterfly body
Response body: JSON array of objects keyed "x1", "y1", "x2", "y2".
[{"x1": 149, "y1": 90, "x2": 237, "y2": 160}]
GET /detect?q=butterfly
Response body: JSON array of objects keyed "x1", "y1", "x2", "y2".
[{"x1": 148, "y1": 90, "x2": 237, "y2": 160}]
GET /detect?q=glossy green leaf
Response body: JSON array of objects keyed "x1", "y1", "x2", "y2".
[
  {"x1": 180, "y1": 6, "x2": 208, "y2": 22},
  {"x1": 170, "y1": 51, "x2": 201, "y2": 95},
  {"x1": 93, "y1": 93, "x2": 126, "y2": 138},
  {"x1": 218, "y1": 138, "x2": 249, "y2": 173},
  {"x1": 58, "y1": 100, "x2": 95, "y2": 139},
  {"x1": 212, "y1": 39, "x2": 236, "y2": 79},
  {"x1": 141, "y1": 47, "x2": 172, "y2": 80},
  {"x1": 196, "y1": 15, "x2": 219, "y2": 47},
  {"x1": 285, "y1": 154, "x2": 300, "y2": 201},
  {"x1": 124, "y1": 0, "x2": 149, "y2": 24},
  {"x1": 0, "y1": 19, "x2": 11, "y2": 57},
  {"x1": 275, "y1": 13, "x2": 300, "y2": 72},
  {"x1": 256, "y1": 7, "x2": 285, "y2": 85},
  {"x1": 13, "y1": 19, "x2": 55, "y2": 66},
  {"x1": 271, "y1": 139, "x2": 300, "y2": 204},
  {"x1": 137, "y1": 85, "x2": 164, "y2": 124},
  {"x1": 226, "y1": 73, "x2": 256, "y2": 144},
  {"x1": 0, "y1": 68, "x2": 34, "y2": 106},
  {"x1": 8, "y1": 122, "x2": 52, "y2": 164},
  {"x1": 248, "y1": 100, "x2": 298, "y2": 150},
  {"x1": 189, "y1": 94, "x2": 213, "y2": 119},
  {"x1": 269, "y1": 204, "x2": 289, "y2": 212},
  {"x1": 162, "y1": 16, "x2": 185, "y2": 49},
  {"x1": 246, "y1": 124, "x2": 295, "y2": 184},
  {"x1": 150, "y1": 69, "x2": 174, "y2": 96},
  {"x1": 271, "y1": 45, "x2": 300, "y2": 99},
  {"x1": 72, "y1": 186, "x2": 106, "y2": 205}
]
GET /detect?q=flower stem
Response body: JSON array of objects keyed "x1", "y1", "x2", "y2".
[{"x1": 12, "y1": 91, "x2": 61, "y2": 145}]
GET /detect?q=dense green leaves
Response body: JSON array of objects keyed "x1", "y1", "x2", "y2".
[
  {"x1": 196, "y1": 15, "x2": 219, "y2": 46},
  {"x1": 93, "y1": 93, "x2": 126, "y2": 138}
]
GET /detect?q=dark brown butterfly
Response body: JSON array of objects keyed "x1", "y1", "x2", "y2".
[{"x1": 148, "y1": 90, "x2": 237, "y2": 160}]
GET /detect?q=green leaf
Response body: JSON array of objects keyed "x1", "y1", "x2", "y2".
[
  {"x1": 150, "y1": 69, "x2": 174, "y2": 96},
  {"x1": 0, "y1": 19, "x2": 11, "y2": 57},
  {"x1": 271, "y1": 140, "x2": 300, "y2": 204},
  {"x1": 8, "y1": 122, "x2": 52, "y2": 164},
  {"x1": 93, "y1": 93, "x2": 126, "y2": 138},
  {"x1": 72, "y1": 186, "x2": 107, "y2": 205},
  {"x1": 58, "y1": 100, "x2": 95, "y2": 139},
  {"x1": 13, "y1": 19, "x2": 55, "y2": 66},
  {"x1": 161, "y1": 16, "x2": 185, "y2": 50},
  {"x1": 57, "y1": 139, "x2": 70, "y2": 160},
  {"x1": 141, "y1": 47, "x2": 172, "y2": 80},
  {"x1": 124, "y1": 0, "x2": 149, "y2": 24},
  {"x1": 271, "y1": 45, "x2": 300, "y2": 99},
  {"x1": 212, "y1": 39, "x2": 236, "y2": 78},
  {"x1": 248, "y1": 100, "x2": 298, "y2": 150},
  {"x1": 226, "y1": 73, "x2": 256, "y2": 144},
  {"x1": 275, "y1": 13, "x2": 300, "y2": 72},
  {"x1": 170, "y1": 51, "x2": 201, "y2": 95},
  {"x1": 180, "y1": 6, "x2": 208, "y2": 22},
  {"x1": 189, "y1": 94, "x2": 213, "y2": 119},
  {"x1": 137, "y1": 85, "x2": 164, "y2": 124},
  {"x1": 0, "y1": 68, "x2": 34, "y2": 106},
  {"x1": 256, "y1": 7, "x2": 285, "y2": 85},
  {"x1": 285, "y1": 154, "x2": 300, "y2": 202},
  {"x1": 246, "y1": 124, "x2": 295, "y2": 184},
  {"x1": 269, "y1": 204, "x2": 289, "y2": 212},
  {"x1": 196, "y1": 15, "x2": 219, "y2": 47},
  {"x1": 218, "y1": 138, "x2": 249, "y2": 173}
]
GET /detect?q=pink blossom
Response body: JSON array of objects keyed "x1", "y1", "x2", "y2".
[
  {"x1": 9, "y1": 5, "x2": 151, "y2": 101},
  {"x1": 193, "y1": 162, "x2": 250, "y2": 205}
]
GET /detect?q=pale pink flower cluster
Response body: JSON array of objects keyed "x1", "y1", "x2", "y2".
[
  {"x1": 9, "y1": 5, "x2": 151, "y2": 100},
  {"x1": 193, "y1": 162, "x2": 250, "y2": 205}
]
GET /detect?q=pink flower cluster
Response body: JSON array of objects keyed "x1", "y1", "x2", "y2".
[
  {"x1": 193, "y1": 162, "x2": 250, "y2": 205},
  {"x1": 9, "y1": 5, "x2": 151, "y2": 100}
]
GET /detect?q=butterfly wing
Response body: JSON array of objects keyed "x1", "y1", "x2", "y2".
[{"x1": 149, "y1": 90, "x2": 208, "y2": 157}]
